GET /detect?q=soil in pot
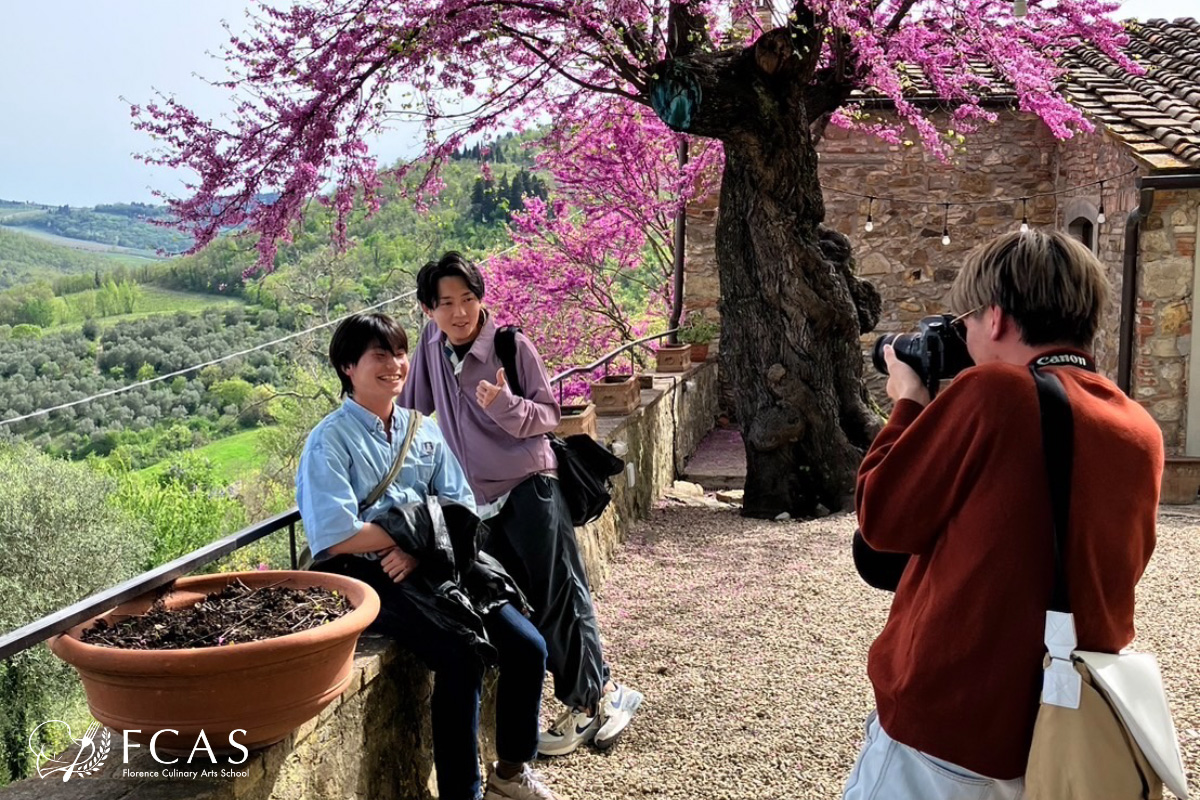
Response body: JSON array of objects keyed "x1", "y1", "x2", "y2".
[{"x1": 82, "y1": 580, "x2": 352, "y2": 650}]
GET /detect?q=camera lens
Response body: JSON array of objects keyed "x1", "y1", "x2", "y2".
[{"x1": 872, "y1": 334, "x2": 899, "y2": 375}]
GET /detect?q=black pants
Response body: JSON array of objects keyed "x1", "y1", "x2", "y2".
[
  {"x1": 317, "y1": 555, "x2": 546, "y2": 800},
  {"x1": 484, "y1": 474, "x2": 609, "y2": 711}
]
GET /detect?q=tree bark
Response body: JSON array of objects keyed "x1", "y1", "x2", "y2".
[
  {"x1": 649, "y1": 25, "x2": 882, "y2": 519},
  {"x1": 716, "y1": 132, "x2": 881, "y2": 518}
]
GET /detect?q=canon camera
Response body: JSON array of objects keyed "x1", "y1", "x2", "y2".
[{"x1": 872, "y1": 314, "x2": 975, "y2": 397}]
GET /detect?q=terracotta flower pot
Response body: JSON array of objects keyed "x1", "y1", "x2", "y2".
[
  {"x1": 689, "y1": 343, "x2": 710, "y2": 363},
  {"x1": 1161, "y1": 456, "x2": 1200, "y2": 504},
  {"x1": 589, "y1": 374, "x2": 641, "y2": 417},
  {"x1": 49, "y1": 570, "x2": 380, "y2": 754},
  {"x1": 555, "y1": 403, "x2": 598, "y2": 439},
  {"x1": 655, "y1": 344, "x2": 691, "y2": 373}
]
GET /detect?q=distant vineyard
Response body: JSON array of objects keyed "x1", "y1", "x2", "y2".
[{"x1": 0, "y1": 307, "x2": 299, "y2": 465}]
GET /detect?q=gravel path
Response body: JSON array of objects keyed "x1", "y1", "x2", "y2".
[{"x1": 535, "y1": 503, "x2": 1200, "y2": 800}]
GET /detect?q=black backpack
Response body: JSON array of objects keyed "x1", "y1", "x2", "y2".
[{"x1": 494, "y1": 326, "x2": 625, "y2": 526}]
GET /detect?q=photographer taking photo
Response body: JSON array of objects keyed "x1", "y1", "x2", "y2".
[{"x1": 842, "y1": 230, "x2": 1164, "y2": 799}]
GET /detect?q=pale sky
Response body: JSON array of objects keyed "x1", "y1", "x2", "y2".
[{"x1": 0, "y1": 0, "x2": 1192, "y2": 208}]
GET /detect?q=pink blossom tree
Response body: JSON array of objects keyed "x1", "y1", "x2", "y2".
[
  {"x1": 484, "y1": 99, "x2": 721, "y2": 377},
  {"x1": 134, "y1": 0, "x2": 1133, "y2": 517}
]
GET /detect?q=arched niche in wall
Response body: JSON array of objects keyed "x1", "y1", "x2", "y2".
[{"x1": 1062, "y1": 198, "x2": 1099, "y2": 254}]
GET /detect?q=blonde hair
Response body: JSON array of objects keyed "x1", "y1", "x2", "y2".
[{"x1": 947, "y1": 230, "x2": 1110, "y2": 347}]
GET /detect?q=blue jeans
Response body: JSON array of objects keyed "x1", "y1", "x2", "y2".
[{"x1": 319, "y1": 556, "x2": 547, "y2": 800}]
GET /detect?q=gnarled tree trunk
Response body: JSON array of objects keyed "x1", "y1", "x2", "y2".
[
  {"x1": 651, "y1": 17, "x2": 882, "y2": 519},
  {"x1": 717, "y1": 132, "x2": 881, "y2": 518}
]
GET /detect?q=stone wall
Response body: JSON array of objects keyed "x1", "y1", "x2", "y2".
[
  {"x1": 681, "y1": 113, "x2": 1199, "y2": 448},
  {"x1": 820, "y1": 111, "x2": 1061, "y2": 405},
  {"x1": 1052, "y1": 128, "x2": 1146, "y2": 376},
  {"x1": 4, "y1": 362, "x2": 720, "y2": 800},
  {"x1": 1136, "y1": 189, "x2": 1200, "y2": 454}
]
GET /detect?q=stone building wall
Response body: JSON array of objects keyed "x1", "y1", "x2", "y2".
[
  {"x1": 1136, "y1": 189, "x2": 1199, "y2": 453},
  {"x1": 1052, "y1": 129, "x2": 1146, "y2": 377},
  {"x1": 819, "y1": 111, "x2": 1058, "y2": 404}
]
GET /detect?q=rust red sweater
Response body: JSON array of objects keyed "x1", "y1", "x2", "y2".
[{"x1": 856, "y1": 360, "x2": 1163, "y2": 779}]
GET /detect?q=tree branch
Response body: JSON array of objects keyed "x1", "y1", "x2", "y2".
[
  {"x1": 885, "y1": 0, "x2": 920, "y2": 34},
  {"x1": 500, "y1": 26, "x2": 644, "y2": 101},
  {"x1": 667, "y1": 0, "x2": 713, "y2": 59}
]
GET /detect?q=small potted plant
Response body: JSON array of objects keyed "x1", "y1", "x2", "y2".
[
  {"x1": 678, "y1": 318, "x2": 719, "y2": 363},
  {"x1": 49, "y1": 570, "x2": 380, "y2": 754}
]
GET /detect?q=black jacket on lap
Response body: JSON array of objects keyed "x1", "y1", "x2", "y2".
[{"x1": 369, "y1": 496, "x2": 530, "y2": 666}]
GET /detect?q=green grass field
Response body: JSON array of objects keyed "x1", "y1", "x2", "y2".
[
  {"x1": 49, "y1": 286, "x2": 247, "y2": 333},
  {"x1": 133, "y1": 286, "x2": 246, "y2": 315},
  {"x1": 140, "y1": 427, "x2": 274, "y2": 484}
]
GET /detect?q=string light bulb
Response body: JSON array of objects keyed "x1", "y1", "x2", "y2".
[
  {"x1": 1097, "y1": 181, "x2": 1106, "y2": 225},
  {"x1": 941, "y1": 203, "x2": 951, "y2": 246},
  {"x1": 1020, "y1": 198, "x2": 1030, "y2": 233},
  {"x1": 865, "y1": 197, "x2": 874, "y2": 232}
]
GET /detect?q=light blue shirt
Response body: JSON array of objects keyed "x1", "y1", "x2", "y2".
[{"x1": 295, "y1": 398, "x2": 476, "y2": 562}]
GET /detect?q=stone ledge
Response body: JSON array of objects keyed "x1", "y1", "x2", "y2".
[
  {"x1": 5, "y1": 363, "x2": 719, "y2": 800},
  {"x1": 3, "y1": 636, "x2": 437, "y2": 800}
]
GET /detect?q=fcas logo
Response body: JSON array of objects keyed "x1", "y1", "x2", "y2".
[{"x1": 29, "y1": 720, "x2": 111, "y2": 781}]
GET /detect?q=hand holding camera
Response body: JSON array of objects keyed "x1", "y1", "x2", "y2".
[
  {"x1": 879, "y1": 345, "x2": 931, "y2": 406},
  {"x1": 872, "y1": 314, "x2": 975, "y2": 400}
]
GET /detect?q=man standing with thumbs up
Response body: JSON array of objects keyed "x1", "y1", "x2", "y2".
[{"x1": 402, "y1": 251, "x2": 643, "y2": 758}]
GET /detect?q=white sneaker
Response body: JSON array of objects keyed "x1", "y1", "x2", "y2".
[
  {"x1": 484, "y1": 763, "x2": 561, "y2": 800},
  {"x1": 536, "y1": 706, "x2": 597, "y2": 756},
  {"x1": 594, "y1": 684, "x2": 643, "y2": 749}
]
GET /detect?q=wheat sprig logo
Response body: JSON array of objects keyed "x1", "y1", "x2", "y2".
[{"x1": 30, "y1": 720, "x2": 111, "y2": 781}]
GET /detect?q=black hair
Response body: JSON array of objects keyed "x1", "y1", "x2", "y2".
[
  {"x1": 328, "y1": 313, "x2": 409, "y2": 397},
  {"x1": 415, "y1": 250, "x2": 486, "y2": 309}
]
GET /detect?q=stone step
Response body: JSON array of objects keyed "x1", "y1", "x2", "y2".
[{"x1": 680, "y1": 426, "x2": 746, "y2": 491}]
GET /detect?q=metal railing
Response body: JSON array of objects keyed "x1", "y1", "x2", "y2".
[
  {"x1": 0, "y1": 328, "x2": 686, "y2": 663},
  {"x1": 0, "y1": 509, "x2": 302, "y2": 662},
  {"x1": 548, "y1": 328, "x2": 679, "y2": 403}
]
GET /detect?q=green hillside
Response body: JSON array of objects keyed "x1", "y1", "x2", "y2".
[
  {"x1": 138, "y1": 427, "x2": 272, "y2": 484},
  {"x1": 0, "y1": 201, "x2": 192, "y2": 254},
  {"x1": 46, "y1": 286, "x2": 246, "y2": 333},
  {"x1": 0, "y1": 227, "x2": 141, "y2": 289}
]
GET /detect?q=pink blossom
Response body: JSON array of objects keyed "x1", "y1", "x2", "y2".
[{"x1": 133, "y1": 0, "x2": 1134, "y2": 273}]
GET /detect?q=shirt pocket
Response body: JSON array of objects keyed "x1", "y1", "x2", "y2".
[{"x1": 399, "y1": 452, "x2": 438, "y2": 492}]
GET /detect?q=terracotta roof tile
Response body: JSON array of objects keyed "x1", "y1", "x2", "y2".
[
  {"x1": 1064, "y1": 18, "x2": 1200, "y2": 168},
  {"x1": 841, "y1": 17, "x2": 1200, "y2": 170},
  {"x1": 1140, "y1": 152, "x2": 1194, "y2": 169}
]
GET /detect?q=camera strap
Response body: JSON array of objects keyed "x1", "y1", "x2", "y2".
[{"x1": 1031, "y1": 350, "x2": 1097, "y2": 372}]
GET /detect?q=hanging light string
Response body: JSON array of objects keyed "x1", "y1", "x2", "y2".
[
  {"x1": 843, "y1": 164, "x2": 1137, "y2": 239},
  {"x1": 831, "y1": 165, "x2": 1137, "y2": 208}
]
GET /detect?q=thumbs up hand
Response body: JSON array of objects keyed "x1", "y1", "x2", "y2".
[{"x1": 476, "y1": 368, "x2": 509, "y2": 409}]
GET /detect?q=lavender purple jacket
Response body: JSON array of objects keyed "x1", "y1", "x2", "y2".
[{"x1": 400, "y1": 316, "x2": 560, "y2": 504}]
